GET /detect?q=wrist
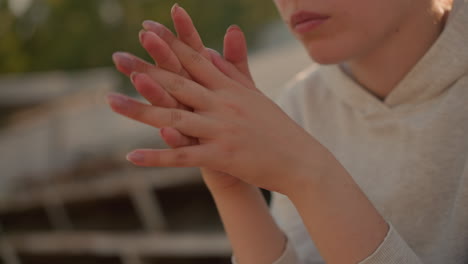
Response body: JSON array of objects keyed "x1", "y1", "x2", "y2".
[
  {"x1": 283, "y1": 144, "x2": 341, "y2": 199},
  {"x1": 200, "y1": 168, "x2": 252, "y2": 194},
  {"x1": 281, "y1": 149, "x2": 389, "y2": 264}
]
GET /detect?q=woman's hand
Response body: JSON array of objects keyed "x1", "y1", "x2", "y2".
[
  {"x1": 107, "y1": 6, "x2": 393, "y2": 264},
  {"x1": 112, "y1": 4, "x2": 257, "y2": 191},
  {"x1": 107, "y1": 23, "x2": 329, "y2": 194},
  {"x1": 113, "y1": 4, "x2": 255, "y2": 145}
]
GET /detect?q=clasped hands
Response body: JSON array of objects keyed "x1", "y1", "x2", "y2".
[{"x1": 107, "y1": 4, "x2": 328, "y2": 195}]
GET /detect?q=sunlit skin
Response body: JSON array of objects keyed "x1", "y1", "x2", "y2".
[
  {"x1": 112, "y1": 5, "x2": 253, "y2": 191},
  {"x1": 109, "y1": 1, "x2": 453, "y2": 263},
  {"x1": 112, "y1": 7, "x2": 289, "y2": 263},
  {"x1": 273, "y1": 0, "x2": 452, "y2": 99}
]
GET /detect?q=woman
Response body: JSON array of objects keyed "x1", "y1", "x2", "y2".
[{"x1": 108, "y1": 0, "x2": 468, "y2": 263}]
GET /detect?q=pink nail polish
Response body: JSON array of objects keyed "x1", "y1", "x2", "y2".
[
  {"x1": 130, "y1": 72, "x2": 139, "y2": 84},
  {"x1": 227, "y1": 24, "x2": 241, "y2": 33},
  {"x1": 127, "y1": 152, "x2": 144, "y2": 163},
  {"x1": 107, "y1": 93, "x2": 129, "y2": 108},
  {"x1": 171, "y1": 3, "x2": 180, "y2": 15},
  {"x1": 160, "y1": 128, "x2": 167, "y2": 138},
  {"x1": 138, "y1": 29, "x2": 146, "y2": 43},
  {"x1": 112, "y1": 52, "x2": 134, "y2": 72},
  {"x1": 142, "y1": 20, "x2": 163, "y2": 35},
  {"x1": 207, "y1": 48, "x2": 221, "y2": 56}
]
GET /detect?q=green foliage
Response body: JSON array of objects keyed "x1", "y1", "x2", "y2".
[{"x1": 0, "y1": 0, "x2": 279, "y2": 74}]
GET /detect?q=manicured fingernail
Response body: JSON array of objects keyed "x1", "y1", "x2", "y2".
[
  {"x1": 171, "y1": 3, "x2": 180, "y2": 15},
  {"x1": 138, "y1": 29, "x2": 146, "y2": 43},
  {"x1": 206, "y1": 48, "x2": 222, "y2": 64},
  {"x1": 107, "y1": 93, "x2": 130, "y2": 108},
  {"x1": 142, "y1": 20, "x2": 162, "y2": 35},
  {"x1": 112, "y1": 52, "x2": 134, "y2": 72},
  {"x1": 207, "y1": 48, "x2": 221, "y2": 56},
  {"x1": 160, "y1": 128, "x2": 167, "y2": 138},
  {"x1": 127, "y1": 152, "x2": 144, "y2": 163},
  {"x1": 227, "y1": 24, "x2": 241, "y2": 33},
  {"x1": 130, "y1": 72, "x2": 140, "y2": 84}
]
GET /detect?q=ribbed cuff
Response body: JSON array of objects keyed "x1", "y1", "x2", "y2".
[
  {"x1": 358, "y1": 222, "x2": 423, "y2": 264},
  {"x1": 231, "y1": 235, "x2": 301, "y2": 264}
]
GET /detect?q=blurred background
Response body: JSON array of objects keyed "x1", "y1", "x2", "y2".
[{"x1": 0, "y1": 0, "x2": 312, "y2": 263}]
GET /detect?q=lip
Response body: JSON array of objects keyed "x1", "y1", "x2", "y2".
[{"x1": 290, "y1": 10, "x2": 330, "y2": 34}]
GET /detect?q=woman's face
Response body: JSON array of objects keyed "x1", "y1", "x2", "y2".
[{"x1": 273, "y1": 0, "x2": 430, "y2": 64}]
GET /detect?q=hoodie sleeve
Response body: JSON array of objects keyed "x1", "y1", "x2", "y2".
[
  {"x1": 358, "y1": 222, "x2": 423, "y2": 264},
  {"x1": 231, "y1": 222, "x2": 423, "y2": 264},
  {"x1": 231, "y1": 235, "x2": 303, "y2": 264}
]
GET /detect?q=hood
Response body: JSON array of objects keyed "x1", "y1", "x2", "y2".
[
  {"x1": 384, "y1": 0, "x2": 468, "y2": 107},
  {"x1": 319, "y1": 0, "x2": 468, "y2": 115}
]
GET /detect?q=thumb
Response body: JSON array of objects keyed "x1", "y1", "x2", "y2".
[{"x1": 223, "y1": 25, "x2": 253, "y2": 82}]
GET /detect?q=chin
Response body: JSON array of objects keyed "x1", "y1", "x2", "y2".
[{"x1": 301, "y1": 39, "x2": 353, "y2": 65}]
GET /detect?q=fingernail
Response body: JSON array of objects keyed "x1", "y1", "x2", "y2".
[
  {"x1": 171, "y1": 3, "x2": 180, "y2": 15},
  {"x1": 130, "y1": 72, "x2": 140, "y2": 84},
  {"x1": 142, "y1": 20, "x2": 163, "y2": 35},
  {"x1": 160, "y1": 128, "x2": 167, "y2": 138},
  {"x1": 227, "y1": 24, "x2": 241, "y2": 33},
  {"x1": 107, "y1": 93, "x2": 130, "y2": 108},
  {"x1": 138, "y1": 29, "x2": 146, "y2": 43},
  {"x1": 112, "y1": 52, "x2": 134, "y2": 72},
  {"x1": 206, "y1": 48, "x2": 222, "y2": 64},
  {"x1": 127, "y1": 152, "x2": 145, "y2": 163},
  {"x1": 207, "y1": 48, "x2": 220, "y2": 55}
]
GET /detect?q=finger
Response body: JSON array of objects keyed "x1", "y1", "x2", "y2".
[
  {"x1": 137, "y1": 70, "x2": 214, "y2": 111},
  {"x1": 141, "y1": 20, "x2": 190, "y2": 77},
  {"x1": 206, "y1": 48, "x2": 257, "y2": 91},
  {"x1": 126, "y1": 145, "x2": 213, "y2": 167},
  {"x1": 112, "y1": 52, "x2": 153, "y2": 76},
  {"x1": 130, "y1": 72, "x2": 189, "y2": 110},
  {"x1": 106, "y1": 93, "x2": 214, "y2": 138},
  {"x1": 139, "y1": 29, "x2": 189, "y2": 78},
  {"x1": 171, "y1": 4, "x2": 211, "y2": 59},
  {"x1": 142, "y1": 20, "x2": 177, "y2": 47},
  {"x1": 143, "y1": 20, "x2": 227, "y2": 88},
  {"x1": 160, "y1": 127, "x2": 198, "y2": 148},
  {"x1": 224, "y1": 25, "x2": 253, "y2": 82},
  {"x1": 141, "y1": 17, "x2": 210, "y2": 148},
  {"x1": 148, "y1": 32, "x2": 233, "y2": 90},
  {"x1": 143, "y1": 18, "x2": 238, "y2": 90},
  {"x1": 113, "y1": 52, "x2": 188, "y2": 110}
]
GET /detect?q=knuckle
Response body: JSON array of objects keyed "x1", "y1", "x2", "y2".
[
  {"x1": 178, "y1": 68, "x2": 189, "y2": 78},
  {"x1": 169, "y1": 76, "x2": 185, "y2": 92},
  {"x1": 173, "y1": 149, "x2": 189, "y2": 166},
  {"x1": 190, "y1": 52, "x2": 204, "y2": 65},
  {"x1": 226, "y1": 102, "x2": 246, "y2": 118},
  {"x1": 170, "y1": 109, "x2": 183, "y2": 126},
  {"x1": 218, "y1": 139, "x2": 237, "y2": 158}
]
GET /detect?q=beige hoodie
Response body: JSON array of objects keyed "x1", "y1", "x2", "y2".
[{"x1": 259, "y1": 0, "x2": 468, "y2": 263}]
